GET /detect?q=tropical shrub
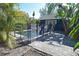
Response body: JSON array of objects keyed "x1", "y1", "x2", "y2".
[{"x1": 0, "y1": 3, "x2": 28, "y2": 49}]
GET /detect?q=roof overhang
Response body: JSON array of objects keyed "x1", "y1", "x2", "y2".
[{"x1": 39, "y1": 15, "x2": 60, "y2": 20}]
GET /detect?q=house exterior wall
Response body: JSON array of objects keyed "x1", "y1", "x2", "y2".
[{"x1": 39, "y1": 15, "x2": 65, "y2": 34}]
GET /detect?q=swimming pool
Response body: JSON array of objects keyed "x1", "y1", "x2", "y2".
[
  {"x1": 16, "y1": 30, "x2": 77, "y2": 47},
  {"x1": 16, "y1": 29, "x2": 39, "y2": 40}
]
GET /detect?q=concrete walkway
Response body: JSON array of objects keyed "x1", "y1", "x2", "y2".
[{"x1": 29, "y1": 41, "x2": 77, "y2": 56}]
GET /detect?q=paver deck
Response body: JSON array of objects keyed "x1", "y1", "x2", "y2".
[{"x1": 29, "y1": 41, "x2": 77, "y2": 56}]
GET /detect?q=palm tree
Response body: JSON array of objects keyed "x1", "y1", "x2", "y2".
[
  {"x1": 0, "y1": 3, "x2": 32, "y2": 49},
  {"x1": 57, "y1": 4, "x2": 68, "y2": 33},
  {"x1": 57, "y1": 3, "x2": 79, "y2": 50},
  {"x1": 0, "y1": 3, "x2": 19, "y2": 48},
  {"x1": 68, "y1": 4, "x2": 79, "y2": 51},
  {"x1": 32, "y1": 11, "x2": 35, "y2": 19}
]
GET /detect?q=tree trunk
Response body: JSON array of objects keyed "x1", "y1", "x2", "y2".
[
  {"x1": 14, "y1": 30, "x2": 16, "y2": 37},
  {"x1": 62, "y1": 18, "x2": 67, "y2": 34}
]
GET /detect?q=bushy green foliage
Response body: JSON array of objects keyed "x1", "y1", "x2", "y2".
[
  {"x1": 40, "y1": 3, "x2": 79, "y2": 51},
  {"x1": 0, "y1": 3, "x2": 29, "y2": 49}
]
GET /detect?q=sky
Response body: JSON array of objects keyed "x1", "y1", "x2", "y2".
[{"x1": 19, "y1": 3, "x2": 45, "y2": 19}]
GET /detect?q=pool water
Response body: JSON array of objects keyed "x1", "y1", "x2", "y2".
[
  {"x1": 17, "y1": 30, "x2": 39, "y2": 39},
  {"x1": 16, "y1": 30, "x2": 78, "y2": 47}
]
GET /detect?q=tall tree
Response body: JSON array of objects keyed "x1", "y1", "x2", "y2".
[
  {"x1": 0, "y1": 3, "x2": 29, "y2": 48},
  {"x1": 0, "y1": 3, "x2": 18, "y2": 48}
]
